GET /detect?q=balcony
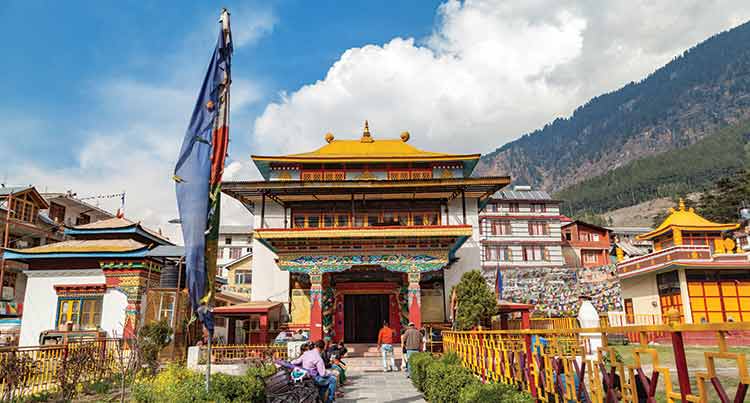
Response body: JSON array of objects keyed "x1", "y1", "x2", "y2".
[{"x1": 617, "y1": 245, "x2": 750, "y2": 278}]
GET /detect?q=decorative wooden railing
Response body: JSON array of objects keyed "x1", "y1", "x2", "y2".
[
  {"x1": 0, "y1": 338, "x2": 124, "y2": 400},
  {"x1": 508, "y1": 317, "x2": 579, "y2": 330},
  {"x1": 443, "y1": 322, "x2": 750, "y2": 403},
  {"x1": 200, "y1": 344, "x2": 288, "y2": 364}
]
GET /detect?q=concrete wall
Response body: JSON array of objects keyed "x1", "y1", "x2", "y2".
[
  {"x1": 100, "y1": 288, "x2": 128, "y2": 338},
  {"x1": 443, "y1": 197, "x2": 481, "y2": 320},
  {"x1": 20, "y1": 269, "x2": 105, "y2": 346},
  {"x1": 251, "y1": 201, "x2": 290, "y2": 312},
  {"x1": 620, "y1": 273, "x2": 661, "y2": 317}
]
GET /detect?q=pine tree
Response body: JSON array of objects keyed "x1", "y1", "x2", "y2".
[{"x1": 453, "y1": 270, "x2": 497, "y2": 331}]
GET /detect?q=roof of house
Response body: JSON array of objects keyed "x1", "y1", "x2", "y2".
[
  {"x1": 41, "y1": 193, "x2": 115, "y2": 219},
  {"x1": 250, "y1": 123, "x2": 481, "y2": 179},
  {"x1": 66, "y1": 217, "x2": 173, "y2": 245},
  {"x1": 562, "y1": 220, "x2": 611, "y2": 233},
  {"x1": 637, "y1": 199, "x2": 740, "y2": 240},
  {"x1": 615, "y1": 240, "x2": 650, "y2": 257},
  {"x1": 606, "y1": 226, "x2": 654, "y2": 235},
  {"x1": 219, "y1": 225, "x2": 253, "y2": 235},
  {"x1": 3, "y1": 239, "x2": 150, "y2": 261},
  {"x1": 0, "y1": 186, "x2": 33, "y2": 196},
  {"x1": 0, "y1": 186, "x2": 49, "y2": 209},
  {"x1": 220, "y1": 252, "x2": 253, "y2": 269},
  {"x1": 491, "y1": 189, "x2": 553, "y2": 201}
]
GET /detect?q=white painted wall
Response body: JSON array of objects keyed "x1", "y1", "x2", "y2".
[
  {"x1": 251, "y1": 201, "x2": 290, "y2": 312},
  {"x1": 620, "y1": 274, "x2": 661, "y2": 317},
  {"x1": 20, "y1": 269, "x2": 105, "y2": 346},
  {"x1": 444, "y1": 197, "x2": 482, "y2": 317},
  {"x1": 100, "y1": 288, "x2": 128, "y2": 337}
]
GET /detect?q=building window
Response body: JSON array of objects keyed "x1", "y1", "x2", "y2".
[
  {"x1": 490, "y1": 220, "x2": 511, "y2": 235},
  {"x1": 157, "y1": 293, "x2": 175, "y2": 323},
  {"x1": 49, "y1": 203, "x2": 66, "y2": 223},
  {"x1": 508, "y1": 203, "x2": 520, "y2": 213},
  {"x1": 582, "y1": 250, "x2": 600, "y2": 264},
  {"x1": 530, "y1": 203, "x2": 546, "y2": 213},
  {"x1": 229, "y1": 248, "x2": 242, "y2": 259},
  {"x1": 484, "y1": 246, "x2": 512, "y2": 262},
  {"x1": 528, "y1": 221, "x2": 550, "y2": 236},
  {"x1": 387, "y1": 170, "x2": 432, "y2": 180},
  {"x1": 57, "y1": 297, "x2": 102, "y2": 330},
  {"x1": 522, "y1": 246, "x2": 549, "y2": 262},
  {"x1": 564, "y1": 232, "x2": 572, "y2": 241},
  {"x1": 76, "y1": 214, "x2": 90, "y2": 226},
  {"x1": 234, "y1": 270, "x2": 252, "y2": 285},
  {"x1": 225, "y1": 237, "x2": 232, "y2": 245}
]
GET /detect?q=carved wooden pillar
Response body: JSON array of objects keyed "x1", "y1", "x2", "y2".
[
  {"x1": 309, "y1": 269, "x2": 324, "y2": 341},
  {"x1": 407, "y1": 268, "x2": 421, "y2": 328}
]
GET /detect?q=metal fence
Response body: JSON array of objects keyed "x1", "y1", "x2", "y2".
[
  {"x1": 200, "y1": 344, "x2": 288, "y2": 364},
  {"x1": 443, "y1": 322, "x2": 750, "y2": 403},
  {"x1": 0, "y1": 338, "x2": 124, "y2": 400}
]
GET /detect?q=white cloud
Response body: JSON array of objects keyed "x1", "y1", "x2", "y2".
[
  {"x1": 232, "y1": 7, "x2": 277, "y2": 48},
  {"x1": 252, "y1": 0, "x2": 750, "y2": 156}
]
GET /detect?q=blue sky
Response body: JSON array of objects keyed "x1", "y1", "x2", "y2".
[{"x1": 2, "y1": 1, "x2": 748, "y2": 240}]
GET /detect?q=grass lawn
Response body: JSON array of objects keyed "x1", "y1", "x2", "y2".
[{"x1": 606, "y1": 343, "x2": 749, "y2": 402}]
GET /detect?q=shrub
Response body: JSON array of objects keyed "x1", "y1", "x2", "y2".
[
  {"x1": 424, "y1": 361, "x2": 480, "y2": 403},
  {"x1": 458, "y1": 382, "x2": 534, "y2": 403},
  {"x1": 439, "y1": 351, "x2": 461, "y2": 366},
  {"x1": 407, "y1": 352, "x2": 434, "y2": 391},
  {"x1": 84, "y1": 378, "x2": 113, "y2": 395},
  {"x1": 132, "y1": 363, "x2": 268, "y2": 403},
  {"x1": 137, "y1": 320, "x2": 173, "y2": 375}
]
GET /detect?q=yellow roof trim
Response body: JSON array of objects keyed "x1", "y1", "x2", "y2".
[
  {"x1": 7, "y1": 239, "x2": 147, "y2": 254},
  {"x1": 637, "y1": 199, "x2": 740, "y2": 240}
]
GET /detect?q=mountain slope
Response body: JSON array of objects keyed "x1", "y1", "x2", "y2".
[
  {"x1": 476, "y1": 20, "x2": 750, "y2": 192},
  {"x1": 553, "y1": 119, "x2": 750, "y2": 215}
]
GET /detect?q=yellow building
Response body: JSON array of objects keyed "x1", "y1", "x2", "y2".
[
  {"x1": 616, "y1": 200, "x2": 748, "y2": 324},
  {"x1": 222, "y1": 253, "x2": 252, "y2": 298}
]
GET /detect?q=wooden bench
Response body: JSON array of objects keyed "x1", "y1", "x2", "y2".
[{"x1": 265, "y1": 367, "x2": 320, "y2": 403}]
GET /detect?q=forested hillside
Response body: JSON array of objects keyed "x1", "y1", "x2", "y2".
[
  {"x1": 476, "y1": 20, "x2": 750, "y2": 193},
  {"x1": 554, "y1": 120, "x2": 750, "y2": 215}
]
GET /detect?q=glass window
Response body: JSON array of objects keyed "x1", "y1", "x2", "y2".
[
  {"x1": 522, "y1": 246, "x2": 548, "y2": 262},
  {"x1": 413, "y1": 214, "x2": 425, "y2": 226},
  {"x1": 225, "y1": 237, "x2": 232, "y2": 245},
  {"x1": 367, "y1": 214, "x2": 379, "y2": 227},
  {"x1": 293, "y1": 216, "x2": 305, "y2": 228},
  {"x1": 57, "y1": 298, "x2": 102, "y2": 330},
  {"x1": 234, "y1": 270, "x2": 252, "y2": 285},
  {"x1": 491, "y1": 220, "x2": 511, "y2": 235},
  {"x1": 528, "y1": 221, "x2": 549, "y2": 236},
  {"x1": 307, "y1": 215, "x2": 320, "y2": 228},
  {"x1": 397, "y1": 213, "x2": 410, "y2": 226},
  {"x1": 337, "y1": 215, "x2": 350, "y2": 227},
  {"x1": 323, "y1": 215, "x2": 335, "y2": 228},
  {"x1": 158, "y1": 294, "x2": 175, "y2": 323},
  {"x1": 354, "y1": 215, "x2": 366, "y2": 227},
  {"x1": 485, "y1": 246, "x2": 512, "y2": 261},
  {"x1": 508, "y1": 203, "x2": 520, "y2": 213}
]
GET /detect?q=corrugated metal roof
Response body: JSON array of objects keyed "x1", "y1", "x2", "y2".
[
  {"x1": 615, "y1": 240, "x2": 650, "y2": 257},
  {"x1": 491, "y1": 189, "x2": 552, "y2": 201},
  {"x1": 219, "y1": 225, "x2": 254, "y2": 234}
]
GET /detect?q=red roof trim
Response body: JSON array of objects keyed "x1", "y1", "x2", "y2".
[{"x1": 54, "y1": 283, "x2": 107, "y2": 295}]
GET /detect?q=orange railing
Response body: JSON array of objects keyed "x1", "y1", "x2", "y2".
[
  {"x1": 444, "y1": 322, "x2": 750, "y2": 403},
  {"x1": 0, "y1": 338, "x2": 123, "y2": 400}
]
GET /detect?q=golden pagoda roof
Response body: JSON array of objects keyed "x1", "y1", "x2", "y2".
[
  {"x1": 637, "y1": 199, "x2": 740, "y2": 240},
  {"x1": 6, "y1": 239, "x2": 147, "y2": 254},
  {"x1": 251, "y1": 121, "x2": 479, "y2": 165}
]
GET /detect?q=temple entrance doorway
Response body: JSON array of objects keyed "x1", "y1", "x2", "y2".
[{"x1": 344, "y1": 294, "x2": 389, "y2": 343}]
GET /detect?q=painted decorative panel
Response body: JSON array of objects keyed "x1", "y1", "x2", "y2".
[{"x1": 277, "y1": 252, "x2": 449, "y2": 273}]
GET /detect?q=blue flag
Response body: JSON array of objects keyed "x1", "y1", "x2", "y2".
[{"x1": 174, "y1": 10, "x2": 232, "y2": 333}]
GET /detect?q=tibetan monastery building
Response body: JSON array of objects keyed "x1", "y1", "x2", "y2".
[
  {"x1": 223, "y1": 123, "x2": 509, "y2": 342},
  {"x1": 616, "y1": 200, "x2": 749, "y2": 324}
]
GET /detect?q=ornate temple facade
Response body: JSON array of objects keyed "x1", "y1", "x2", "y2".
[
  {"x1": 616, "y1": 200, "x2": 749, "y2": 324},
  {"x1": 223, "y1": 123, "x2": 509, "y2": 342}
]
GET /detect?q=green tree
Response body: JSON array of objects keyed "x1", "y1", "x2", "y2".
[
  {"x1": 698, "y1": 170, "x2": 750, "y2": 222},
  {"x1": 453, "y1": 270, "x2": 496, "y2": 330}
]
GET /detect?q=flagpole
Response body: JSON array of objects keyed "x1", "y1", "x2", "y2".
[{"x1": 206, "y1": 330, "x2": 212, "y2": 392}]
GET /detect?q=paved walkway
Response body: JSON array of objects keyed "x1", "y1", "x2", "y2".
[{"x1": 339, "y1": 370, "x2": 425, "y2": 403}]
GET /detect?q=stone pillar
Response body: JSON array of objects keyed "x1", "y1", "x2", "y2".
[
  {"x1": 407, "y1": 269, "x2": 421, "y2": 328},
  {"x1": 309, "y1": 269, "x2": 324, "y2": 341}
]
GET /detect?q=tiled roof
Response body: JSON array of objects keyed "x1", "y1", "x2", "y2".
[
  {"x1": 6, "y1": 239, "x2": 146, "y2": 254},
  {"x1": 638, "y1": 199, "x2": 739, "y2": 240},
  {"x1": 491, "y1": 190, "x2": 552, "y2": 201}
]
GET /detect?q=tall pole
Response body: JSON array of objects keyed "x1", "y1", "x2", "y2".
[{"x1": 0, "y1": 192, "x2": 13, "y2": 299}]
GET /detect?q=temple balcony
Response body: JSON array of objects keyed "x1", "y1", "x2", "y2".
[{"x1": 617, "y1": 244, "x2": 750, "y2": 279}]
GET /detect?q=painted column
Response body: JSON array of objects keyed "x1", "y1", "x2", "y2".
[
  {"x1": 309, "y1": 269, "x2": 324, "y2": 341},
  {"x1": 259, "y1": 314, "x2": 269, "y2": 344},
  {"x1": 407, "y1": 268, "x2": 421, "y2": 328},
  {"x1": 677, "y1": 268, "x2": 692, "y2": 324}
]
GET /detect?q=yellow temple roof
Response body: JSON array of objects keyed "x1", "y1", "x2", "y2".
[
  {"x1": 252, "y1": 121, "x2": 480, "y2": 164},
  {"x1": 5, "y1": 239, "x2": 147, "y2": 254},
  {"x1": 637, "y1": 199, "x2": 740, "y2": 240}
]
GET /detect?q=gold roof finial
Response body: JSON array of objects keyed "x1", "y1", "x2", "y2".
[
  {"x1": 325, "y1": 132, "x2": 334, "y2": 143},
  {"x1": 361, "y1": 120, "x2": 374, "y2": 143},
  {"x1": 678, "y1": 198, "x2": 686, "y2": 211}
]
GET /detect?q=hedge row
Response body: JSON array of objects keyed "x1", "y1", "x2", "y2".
[
  {"x1": 407, "y1": 352, "x2": 533, "y2": 403},
  {"x1": 132, "y1": 363, "x2": 276, "y2": 403}
]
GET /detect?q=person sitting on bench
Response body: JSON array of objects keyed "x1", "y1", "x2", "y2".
[{"x1": 290, "y1": 339, "x2": 338, "y2": 402}]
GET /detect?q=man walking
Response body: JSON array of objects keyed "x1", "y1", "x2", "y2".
[
  {"x1": 377, "y1": 321, "x2": 396, "y2": 372},
  {"x1": 291, "y1": 339, "x2": 338, "y2": 402},
  {"x1": 401, "y1": 322, "x2": 421, "y2": 378}
]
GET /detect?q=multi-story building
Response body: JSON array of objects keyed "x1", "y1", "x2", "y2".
[
  {"x1": 222, "y1": 123, "x2": 509, "y2": 342},
  {"x1": 479, "y1": 187, "x2": 564, "y2": 269},
  {"x1": 561, "y1": 221, "x2": 612, "y2": 268},
  {"x1": 608, "y1": 226, "x2": 653, "y2": 261},
  {"x1": 616, "y1": 200, "x2": 749, "y2": 324},
  {"x1": 217, "y1": 225, "x2": 253, "y2": 270},
  {"x1": 42, "y1": 192, "x2": 114, "y2": 227}
]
